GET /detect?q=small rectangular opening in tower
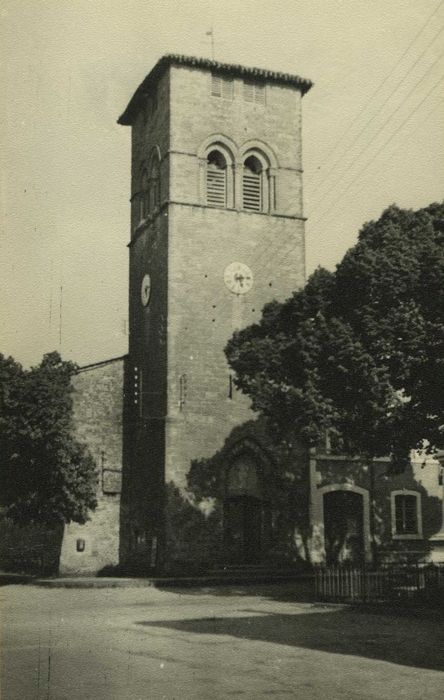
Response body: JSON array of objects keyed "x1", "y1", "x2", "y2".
[{"x1": 211, "y1": 73, "x2": 233, "y2": 100}]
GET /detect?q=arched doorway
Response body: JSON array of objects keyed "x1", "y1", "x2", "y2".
[
  {"x1": 224, "y1": 454, "x2": 267, "y2": 564},
  {"x1": 323, "y1": 490, "x2": 365, "y2": 565}
]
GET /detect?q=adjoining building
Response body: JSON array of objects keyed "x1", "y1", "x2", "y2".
[{"x1": 56, "y1": 55, "x2": 444, "y2": 575}]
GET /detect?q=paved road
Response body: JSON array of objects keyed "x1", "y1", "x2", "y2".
[{"x1": 2, "y1": 583, "x2": 443, "y2": 699}]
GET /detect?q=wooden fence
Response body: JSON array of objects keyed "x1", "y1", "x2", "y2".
[{"x1": 315, "y1": 564, "x2": 444, "y2": 603}]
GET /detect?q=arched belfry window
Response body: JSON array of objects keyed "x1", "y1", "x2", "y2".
[
  {"x1": 239, "y1": 143, "x2": 277, "y2": 213},
  {"x1": 198, "y1": 136, "x2": 236, "y2": 209},
  {"x1": 206, "y1": 150, "x2": 227, "y2": 207},
  {"x1": 243, "y1": 155, "x2": 263, "y2": 211}
]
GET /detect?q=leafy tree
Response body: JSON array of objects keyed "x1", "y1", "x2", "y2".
[
  {"x1": 226, "y1": 203, "x2": 444, "y2": 471},
  {"x1": 0, "y1": 352, "x2": 97, "y2": 525}
]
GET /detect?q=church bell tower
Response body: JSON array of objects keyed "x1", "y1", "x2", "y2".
[{"x1": 118, "y1": 55, "x2": 312, "y2": 572}]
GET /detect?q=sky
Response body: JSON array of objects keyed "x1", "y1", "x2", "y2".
[{"x1": 1, "y1": 0, "x2": 443, "y2": 367}]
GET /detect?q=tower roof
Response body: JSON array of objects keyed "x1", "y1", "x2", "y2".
[{"x1": 118, "y1": 54, "x2": 313, "y2": 125}]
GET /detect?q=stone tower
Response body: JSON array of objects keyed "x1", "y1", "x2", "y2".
[{"x1": 118, "y1": 55, "x2": 312, "y2": 572}]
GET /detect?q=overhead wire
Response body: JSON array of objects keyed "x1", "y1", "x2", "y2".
[
  {"x1": 307, "y1": 4, "x2": 444, "y2": 199},
  {"x1": 306, "y1": 0, "x2": 444, "y2": 190},
  {"x1": 309, "y1": 50, "x2": 444, "y2": 227},
  {"x1": 313, "y1": 99, "x2": 444, "y2": 238},
  {"x1": 310, "y1": 72, "x2": 444, "y2": 233},
  {"x1": 309, "y1": 44, "x2": 444, "y2": 223}
]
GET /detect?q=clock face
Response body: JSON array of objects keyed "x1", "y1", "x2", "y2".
[
  {"x1": 224, "y1": 262, "x2": 254, "y2": 295},
  {"x1": 140, "y1": 273, "x2": 151, "y2": 306}
]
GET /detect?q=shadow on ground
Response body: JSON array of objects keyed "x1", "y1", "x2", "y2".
[
  {"x1": 156, "y1": 581, "x2": 444, "y2": 615},
  {"x1": 136, "y1": 605, "x2": 444, "y2": 671}
]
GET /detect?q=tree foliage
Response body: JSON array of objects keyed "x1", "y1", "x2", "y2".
[
  {"x1": 226, "y1": 203, "x2": 444, "y2": 470},
  {"x1": 0, "y1": 352, "x2": 97, "y2": 525}
]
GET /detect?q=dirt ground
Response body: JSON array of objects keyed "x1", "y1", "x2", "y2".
[{"x1": 2, "y1": 582, "x2": 443, "y2": 699}]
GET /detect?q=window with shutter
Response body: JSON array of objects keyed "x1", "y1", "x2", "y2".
[
  {"x1": 206, "y1": 150, "x2": 226, "y2": 207},
  {"x1": 211, "y1": 74, "x2": 222, "y2": 96},
  {"x1": 222, "y1": 78, "x2": 234, "y2": 100},
  {"x1": 243, "y1": 156, "x2": 262, "y2": 211},
  {"x1": 254, "y1": 83, "x2": 265, "y2": 104},
  {"x1": 243, "y1": 81, "x2": 265, "y2": 104},
  {"x1": 243, "y1": 81, "x2": 254, "y2": 102},
  {"x1": 211, "y1": 74, "x2": 234, "y2": 100}
]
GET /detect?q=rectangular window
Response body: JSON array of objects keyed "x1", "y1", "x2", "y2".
[
  {"x1": 243, "y1": 80, "x2": 266, "y2": 104},
  {"x1": 211, "y1": 73, "x2": 233, "y2": 100},
  {"x1": 243, "y1": 81, "x2": 254, "y2": 102},
  {"x1": 211, "y1": 74, "x2": 222, "y2": 96},
  {"x1": 254, "y1": 83, "x2": 265, "y2": 104},
  {"x1": 222, "y1": 78, "x2": 233, "y2": 100},
  {"x1": 395, "y1": 494, "x2": 418, "y2": 535}
]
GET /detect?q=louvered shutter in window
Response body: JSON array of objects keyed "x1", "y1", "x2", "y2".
[
  {"x1": 222, "y1": 78, "x2": 234, "y2": 100},
  {"x1": 243, "y1": 81, "x2": 265, "y2": 104},
  {"x1": 207, "y1": 165, "x2": 226, "y2": 207},
  {"x1": 254, "y1": 83, "x2": 265, "y2": 104},
  {"x1": 212, "y1": 74, "x2": 233, "y2": 100},
  {"x1": 211, "y1": 75, "x2": 222, "y2": 97},
  {"x1": 243, "y1": 82, "x2": 254, "y2": 102},
  {"x1": 243, "y1": 171, "x2": 262, "y2": 211}
]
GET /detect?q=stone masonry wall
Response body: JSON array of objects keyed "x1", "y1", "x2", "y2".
[
  {"x1": 59, "y1": 357, "x2": 125, "y2": 575},
  {"x1": 166, "y1": 205, "x2": 305, "y2": 489}
]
